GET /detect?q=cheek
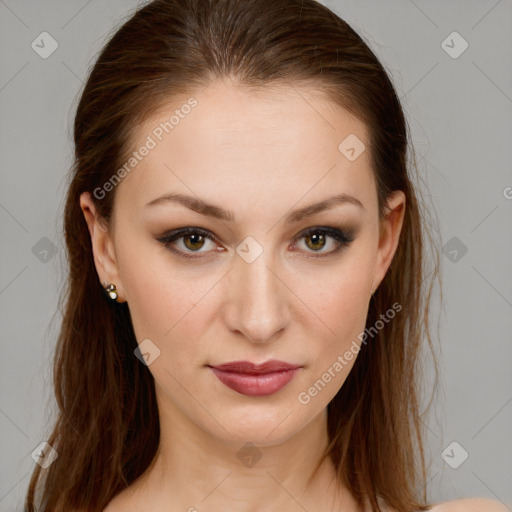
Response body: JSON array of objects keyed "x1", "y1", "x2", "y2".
[
  {"x1": 306, "y1": 288, "x2": 369, "y2": 387},
  {"x1": 298, "y1": 255, "x2": 374, "y2": 343},
  {"x1": 115, "y1": 239, "x2": 178, "y2": 337},
  {"x1": 117, "y1": 239, "x2": 222, "y2": 353},
  {"x1": 295, "y1": 268, "x2": 373, "y2": 408},
  {"x1": 292, "y1": 252, "x2": 375, "y2": 404}
]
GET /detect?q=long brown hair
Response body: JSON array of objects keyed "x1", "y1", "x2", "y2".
[{"x1": 25, "y1": 0, "x2": 441, "y2": 510}]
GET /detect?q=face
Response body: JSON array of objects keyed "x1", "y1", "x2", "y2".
[{"x1": 81, "y1": 78, "x2": 405, "y2": 447}]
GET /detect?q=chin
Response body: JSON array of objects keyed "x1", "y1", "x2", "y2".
[
  {"x1": 204, "y1": 400, "x2": 314, "y2": 447},
  {"x1": 217, "y1": 423, "x2": 300, "y2": 448}
]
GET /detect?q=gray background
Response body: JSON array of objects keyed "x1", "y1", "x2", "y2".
[{"x1": 1, "y1": 0, "x2": 511, "y2": 509}]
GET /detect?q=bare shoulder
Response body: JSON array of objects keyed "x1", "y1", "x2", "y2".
[
  {"x1": 101, "y1": 492, "x2": 134, "y2": 512},
  {"x1": 429, "y1": 498, "x2": 510, "y2": 512},
  {"x1": 100, "y1": 484, "x2": 144, "y2": 512}
]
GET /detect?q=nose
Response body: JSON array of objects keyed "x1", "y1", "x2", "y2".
[{"x1": 222, "y1": 250, "x2": 290, "y2": 344}]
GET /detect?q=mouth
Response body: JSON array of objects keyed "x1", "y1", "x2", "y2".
[{"x1": 207, "y1": 360, "x2": 302, "y2": 397}]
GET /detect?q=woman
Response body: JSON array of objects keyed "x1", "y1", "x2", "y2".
[{"x1": 24, "y1": 0, "x2": 506, "y2": 511}]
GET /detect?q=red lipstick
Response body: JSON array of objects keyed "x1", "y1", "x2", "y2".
[{"x1": 208, "y1": 360, "x2": 301, "y2": 396}]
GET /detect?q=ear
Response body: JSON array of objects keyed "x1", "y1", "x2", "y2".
[
  {"x1": 79, "y1": 191, "x2": 126, "y2": 303},
  {"x1": 370, "y1": 190, "x2": 406, "y2": 295}
]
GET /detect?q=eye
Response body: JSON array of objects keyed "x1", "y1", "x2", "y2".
[
  {"x1": 156, "y1": 227, "x2": 222, "y2": 259},
  {"x1": 291, "y1": 226, "x2": 355, "y2": 258},
  {"x1": 157, "y1": 225, "x2": 355, "y2": 260}
]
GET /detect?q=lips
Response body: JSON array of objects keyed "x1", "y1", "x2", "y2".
[{"x1": 208, "y1": 360, "x2": 301, "y2": 396}]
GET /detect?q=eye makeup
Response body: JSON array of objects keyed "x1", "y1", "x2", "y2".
[{"x1": 155, "y1": 224, "x2": 356, "y2": 261}]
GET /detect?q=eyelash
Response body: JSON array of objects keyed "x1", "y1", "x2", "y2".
[{"x1": 156, "y1": 226, "x2": 355, "y2": 260}]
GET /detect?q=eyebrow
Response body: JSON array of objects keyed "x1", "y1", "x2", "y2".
[{"x1": 145, "y1": 192, "x2": 364, "y2": 223}]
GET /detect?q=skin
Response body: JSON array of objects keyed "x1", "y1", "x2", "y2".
[{"x1": 80, "y1": 79, "x2": 506, "y2": 512}]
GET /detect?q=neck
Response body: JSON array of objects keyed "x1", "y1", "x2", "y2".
[{"x1": 129, "y1": 386, "x2": 360, "y2": 512}]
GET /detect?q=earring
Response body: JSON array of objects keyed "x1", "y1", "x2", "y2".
[{"x1": 102, "y1": 281, "x2": 118, "y2": 301}]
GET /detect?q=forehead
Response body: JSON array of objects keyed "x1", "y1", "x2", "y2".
[{"x1": 115, "y1": 79, "x2": 375, "y2": 213}]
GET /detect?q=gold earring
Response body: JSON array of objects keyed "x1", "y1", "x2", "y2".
[{"x1": 102, "y1": 281, "x2": 118, "y2": 301}]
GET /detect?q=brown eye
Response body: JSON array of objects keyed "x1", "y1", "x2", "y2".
[
  {"x1": 156, "y1": 227, "x2": 219, "y2": 258},
  {"x1": 304, "y1": 232, "x2": 327, "y2": 251},
  {"x1": 293, "y1": 227, "x2": 355, "y2": 257},
  {"x1": 183, "y1": 233, "x2": 206, "y2": 251}
]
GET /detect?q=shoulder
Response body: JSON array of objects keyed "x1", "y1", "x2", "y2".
[{"x1": 429, "y1": 498, "x2": 510, "y2": 512}]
